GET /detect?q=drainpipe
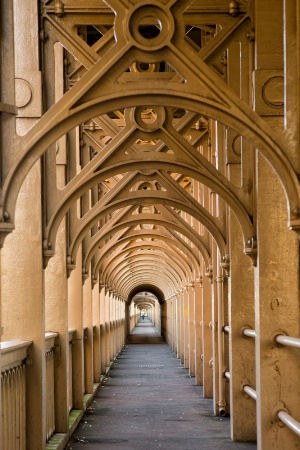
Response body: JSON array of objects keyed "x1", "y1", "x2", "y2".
[{"x1": 217, "y1": 260, "x2": 226, "y2": 416}]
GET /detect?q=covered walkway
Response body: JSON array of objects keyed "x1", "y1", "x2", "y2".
[
  {"x1": 1, "y1": 1, "x2": 300, "y2": 450},
  {"x1": 65, "y1": 319, "x2": 256, "y2": 450}
]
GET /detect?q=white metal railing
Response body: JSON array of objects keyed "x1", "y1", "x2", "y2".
[
  {"x1": 277, "y1": 410, "x2": 300, "y2": 437},
  {"x1": 1, "y1": 339, "x2": 32, "y2": 450},
  {"x1": 275, "y1": 334, "x2": 300, "y2": 349},
  {"x1": 243, "y1": 385, "x2": 257, "y2": 401},
  {"x1": 45, "y1": 332, "x2": 58, "y2": 441},
  {"x1": 243, "y1": 328, "x2": 256, "y2": 338}
]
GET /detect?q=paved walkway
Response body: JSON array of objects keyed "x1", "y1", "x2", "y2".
[{"x1": 65, "y1": 318, "x2": 256, "y2": 450}]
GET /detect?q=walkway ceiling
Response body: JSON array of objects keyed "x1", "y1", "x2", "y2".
[{"x1": 1, "y1": 0, "x2": 300, "y2": 302}]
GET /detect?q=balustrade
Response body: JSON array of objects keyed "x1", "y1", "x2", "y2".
[
  {"x1": 45, "y1": 332, "x2": 58, "y2": 441},
  {"x1": 1, "y1": 339, "x2": 32, "y2": 450}
]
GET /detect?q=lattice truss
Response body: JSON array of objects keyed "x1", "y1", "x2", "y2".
[{"x1": 2, "y1": 0, "x2": 299, "y2": 298}]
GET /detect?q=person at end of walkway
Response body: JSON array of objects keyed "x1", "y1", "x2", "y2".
[{"x1": 141, "y1": 312, "x2": 145, "y2": 320}]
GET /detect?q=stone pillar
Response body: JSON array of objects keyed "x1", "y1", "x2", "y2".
[
  {"x1": 161, "y1": 300, "x2": 167, "y2": 339},
  {"x1": 183, "y1": 286, "x2": 189, "y2": 368},
  {"x1": 174, "y1": 295, "x2": 179, "y2": 356},
  {"x1": 172, "y1": 297, "x2": 177, "y2": 352},
  {"x1": 178, "y1": 289, "x2": 184, "y2": 363},
  {"x1": 255, "y1": 154, "x2": 300, "y2": 449},
  {"x1": 105, "y1": 288, "x2": 111, "y2": 368},
  {"x1": 110, "y1": 292, "x2": 115, "y2": 361},
  {"x1": 44, "y1": 185, "x2": 69, "y2": 433},
  {"x1": 1, "y1": 1, "x2": 45, "y2": 448},
  {"x1": 194, "y1": 278, "x2": 203, "y2": 386},
  {"x1": 188, "y1": 283, "x2": 196, "y2": 377},
  {"x1": 1, "y1": 163, "x2": 46, "y2": 449},
  {"x1": 92, "y1": 281, "x2": 101, "y2": 383},
  {"x1": 83, "y1": 277, "x2": 94, "y2": 394},
  {"x1": 115, "y1": 296, "x2": 120, "y2": 353},
  {"x1": 68, "y1": 249, "x2": 84, "y2": 409},
  {"x1": 211, "y1": 249, "x2": 219, "y2": 414},
  {"x1": 125, "y1": 301, "x2": 130, "y2": 341},
  {"x1": 227, "y1": 168, "x2": 256, "y2": 441},
  {"x1": 99, "y1": 286, "x2": 106, "y2": 375},
  {"x1": 202, "y1": 267, "x2": 213, "y2": 398}
]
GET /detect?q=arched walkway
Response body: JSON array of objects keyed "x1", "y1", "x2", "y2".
[{"x1": 1, "y1": 2, "x2": 300, "y2": 450}]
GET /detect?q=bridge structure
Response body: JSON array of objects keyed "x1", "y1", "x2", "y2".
[{"x1": 0, "y1": 1, "x2": 300, "y2": 449}]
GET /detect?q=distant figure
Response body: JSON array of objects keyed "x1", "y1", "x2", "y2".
[{"x1": 141, "y1": 312, "x2": 145, "y2": 320}]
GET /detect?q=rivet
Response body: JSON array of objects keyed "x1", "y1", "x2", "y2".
[
  {"x1": 54, "y1": 0, "x2": 65, "y2": 17},
  {"x1": 229, "y1": 0, "x2": 240, "y2": 16}
]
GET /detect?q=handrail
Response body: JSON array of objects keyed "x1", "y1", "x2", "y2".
[
  {"x1": 277, "y1": 410, "x2": 300, "y2": 437},
  {"x1": 1, "y1": 339, "x2": 32, "y2": 372},
  {"x1": 243, "y1": 385, "x2": 257, "y2": 401},
  {"x1": 275, "y1": 334, "x2": 300, "y2": 349},
  {"x1": 45, "y1": 332, "x2": 58, "y2": 353},
  {"x1": 243, "y1": 328, "x2": 256, "y2": 338},
  {"x1": 69, "y1": 328, "x2": 76, "y2": 343}
]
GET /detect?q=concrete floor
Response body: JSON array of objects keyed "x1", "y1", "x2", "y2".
[{"x1": 65, "y1": 319, "x2": 257, "y2": 450}]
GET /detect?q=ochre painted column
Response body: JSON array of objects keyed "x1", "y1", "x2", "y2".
[
  {"x1": 211, "y1": 250, "x2": 219, "y2": 414},
  {"x1": 227, "y1": 169, "x2": 256, "y2": 441},
  {"x1": 188, "y1": 283, "x2": 196, "y2": 377},
  {"x1": 92, "y1": 281, "x2": 101, "y2": 383},
  {"x1": 174, "y1": 294, "x2": 179, "y2": 357},
  {"x1": 255, "y1": 154, "x2": 300, "y2": 449},
  {"x1": 1, "y1": 162, "x2": 46, "y2": 449},
  {"x1": 183, "y1": 286, "x2": 189, "y2": 369},
  {"x1": 99, "y1": 286, "x2": 106, "y2": 375},
  {"x1": 1, "y1": 1, "x2": 45, "y2": 447},
  {"x1": 110, "y1": 291, "x2": 115, "y2": 361},
  {"x1": 68, "y1": 249, "x2": 84, "y2": 410},
  {"x1": 44, "y1": 184, "x2": 69, "y2": 433},
  {"x1": 177, "y1": 290, "x2": 183, "y2": 362},
  {"x1": 105, "y1": 288, "x2": 111, "y2": 369},
  {"x1": 194, "y1": 279, "x2": 203, "y2": 386},
  {"x1": 202, "y1": 267, "x2": 213, "y2": 398},
  {"x1": 83, "y1": 278, "x2": 94, "y2": 394}
]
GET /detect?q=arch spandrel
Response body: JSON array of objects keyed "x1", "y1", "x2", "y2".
[
  {"x1": 94, "y1": 231, "x2": 200, "y2": 276},
  {"x1": 82, "y1": 214, "x2": 210, "y2": 274},
  {"x1": 99, "y1": 247, "x2": 192, "y2": 298},
  {"x1": 106, "y1": 256, "x2": 186, "y2": 295},
  {"x1": 94, "y1": 236, "x2": 198, "y2": 280},
  {"x1": 44, "y1": 154, "x2": 252, "y2": 261},
  {"x1": 102, "y1": 250, "x2": 190, "y2": 289},
  {"x1": 56, "y1": 169, "x2": 226, "y2": 268},
  {"x1": 66, "y1": 194, "x2": 226, "y2": 267},
  {"x1": 115, "y1": 265, "x2": 181, "y2": 297}
]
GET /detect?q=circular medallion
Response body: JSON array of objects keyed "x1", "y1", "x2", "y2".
[
  {"x1": 15, "y1": 78, "x2": 32, "y2": 108},
  {"x1": 127, "y1": 4, "x2": 174, "y2": 51}
]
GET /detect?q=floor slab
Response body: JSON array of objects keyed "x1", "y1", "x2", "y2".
[{"x1": 65, "y1": 320, "x2": 256, "y2": 450}]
